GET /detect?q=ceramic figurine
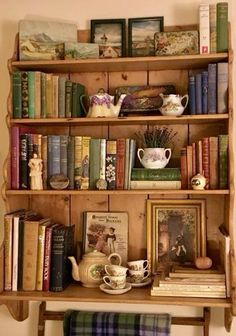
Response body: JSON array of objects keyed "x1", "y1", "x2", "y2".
[
  {"x1": 28, "y1": 153, "x2": 43, "y2": 190},
  {"x1": 191, "y1": 173, "x2": 207, "y2": 190}
]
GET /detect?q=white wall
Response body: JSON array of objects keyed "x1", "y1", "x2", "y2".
[{"x1": 0, "y1": 0, "x2": 235, "y2": 335}]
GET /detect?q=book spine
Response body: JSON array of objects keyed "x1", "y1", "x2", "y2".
[
  {"x1": 71, "y1": 82, "x2": 78, "y2": 118},
  {"x1": 89, "y1": 138, "x2": 101, "y2": 189},
  {"x1": 67, "y1": 136, "x2": 75, "y2": 189},
  {"x1": 51, "y1": 135, "x2": 61, "y2": 176},
  {"x1": 202, "y1": 137, "x2": 210, "y2": 189},
  {"x1": 105, "y1": 140, "x2": 117, "y2": 190},
  {"x1": 40, "y1": 72, "x2": 46, "y2": 118},
  {"x1": 63, "y1": 225, "x2": 75, "y2": 288},
  {"x1": 188, "y1": 75, "x2": 196, "y2": 115},
  {"x1": 192, "y1": 142, "x2": 196, "y2": 177},
  {"x1": 130, "y1": 180, "x2": 181, "y2": 190},
  {"x1": 99, "y1": 139, "x2": 106, "y2": 181},
  {"x1": 65, "y1": 80, "x2": 72, "y2": 118},
  {"x1": 21, "y1": 71, "x2": 29, "y2": 118},
  {"x1": 180, "y1": 148, "x2": 188, "y2": 189},
  {"x1": 19, "y1": 134, "x2": 29, "y2": 189},
  {"x1": 36, "y1": 224, "x2": 47, "y2": 290},
  {"x1": 196, "y1": 140, "x2": 203, "y2": 174},
  {"x1": 74, "y1": 135, "x2": 82, "y2": 189},
  {"x1": 131, "y1": 168, "x2": 181, "y2": 181},
  {"x1": 127, "y1": 139, "x2": 136, "y2": 190},
  {"x1": 34, "y1": 71, "x2": 41, "y2": 119},
  {"x1": 12, "y1": 217, "x2": 19, "y2": 291},
  {"x1": 42, "y1": 135, "x2": 48, "y2": 189},
  {"x1": 209, "y1": 136, "x2": 219, "y2": 189},
  {"x1": 199, "y1": 3, "x2": 210, "y2": 54},
  {"x1": 207, "y1": 63, "x2": 217, "y2": 114},
  {"x1": 218, "y1": 134, "x2": 228, "y2": 189},
  {"x1": 52, "y1": 75, "x2": 59, "y2": 118},
  {"x1": 43, "y1": 225, "x2": 55, "y2": 291},
  {"x1": 80, "y1": 136, "x2": 91, "y2": 190},
  {"x1": 4, "y1": 215, "x2": 13, "y2": 290},
  {"x1": 186, "y1": 145, "x2": 193, "y2": 189},
  {"x1": 12, "y1": 71, "x2": 22, "y2": 118},
  {"x1": 45, "y1": 73, "x2": 53, "y2": 118},
  {"x1": 195, "y1": 73, "x2": 202, "y2": 114},
  {"x1": 17, "y1": 217, "x2": 24, "y2": 290},
  {"x1": 202, "y1": 71, "x2": 208, "y2": 114},
  {"x1": 116, "y1": 138, "x2": 126, "y2": 189},
  {"x1": 58, "y1": 76, "x2": 66, "y2": 118},
  {"x1": 217, "y1": 2, "x2": 228, "y2": 53},
  {"x1": 27, "y1": 71, "x2": 35, "y2": 119},
  {"x1": 124, "y1": 139, "x2": 130, "y2": 190},
  {"x1": 209, "y1": 4, "x2": 217, "y2": 53},
  {"x1": 11, "y1": 127, "x2": 20, "y2": 189},
  {"x1": 60, "y1": 135, "x2": 68, "y2": 177},
  {"x1": 217, "y1": 62, "x2": 228, "y2": 114}
]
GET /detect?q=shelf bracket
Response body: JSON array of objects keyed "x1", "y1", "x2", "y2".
[{"x1": 1, "y1": 300, "x2": 29, "y2": 321}]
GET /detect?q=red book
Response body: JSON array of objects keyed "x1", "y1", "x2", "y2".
[
  {"x1": 196, "y1": 140, "x2": 203, "y2": 175},
  {"x1": 180, "y1": 148, "x2": 188, "y2": 189},
  {"x1": 187, "y1": 145, "x2": 193, "y2": 189},
  {"x1": 202, "y1": 137, "x2": 210, "y2": 189},
  {"x1": 192, "y1": 142, "x2": 196, "y2": 177},
  {"x1": 116, "y1": 138, "x2": 126, "y2": 189}
]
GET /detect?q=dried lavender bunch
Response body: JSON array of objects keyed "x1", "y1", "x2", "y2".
[{"x1": 136, "y1": 126, "x2": 177, "y2": 148}]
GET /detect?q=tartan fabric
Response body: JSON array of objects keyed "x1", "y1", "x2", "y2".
[{"x1": 63, "y1": 310, "x2": 171, "y2": 336}]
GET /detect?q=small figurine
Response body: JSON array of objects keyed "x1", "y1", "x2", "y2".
[
  {"x1": 191, "y1": 173, "x2": 207, "y2": 190},
  {"x1": 28, "y1": 153, "x2": 43, "y2": 190}
]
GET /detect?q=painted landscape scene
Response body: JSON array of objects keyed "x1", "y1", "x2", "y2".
[{"x1": 93, "y1": 23, "x2": 122, "y2": 58}]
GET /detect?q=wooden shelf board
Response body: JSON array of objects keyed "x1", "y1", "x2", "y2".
[
  {"x1": 0, "y1": 285, "x2": 231, "y2": 308},
  {"x1": 11, "y1": 53, "x2": 228, "y2": 73},
  {"x1": 6, "y1": 189, "x2": 230, "y2": 196},
  {"x1": 10, "y1": 114, "x2": 229, "y2": 126}
]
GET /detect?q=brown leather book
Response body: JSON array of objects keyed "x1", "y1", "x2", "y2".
[
  {"x1": 202, "y1": 137, "x2": 210, "y2": 189},
  {"x1": 180, "y1": 148, "x2": 188, "y2": 189}
]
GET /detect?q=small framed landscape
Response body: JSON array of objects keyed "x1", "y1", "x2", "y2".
[
  {"x1": 128, "y1": 16, "x2": 164, "y2": 57},
  {"x1": 90, "y1": 19, "x2": 126, "y2": 58},
  {"x1": 146, "y1": 199, "x2": 206, "y2": 274}
]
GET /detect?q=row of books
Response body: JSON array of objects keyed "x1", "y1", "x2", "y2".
[
  {"x1": 188, "y1": 62, "x2": 228, "y2": 115},
  {"x1": 199, "y1": 2, "x2": 228, "y2": 54},
  {"x1": 12, "y1": 71, "x2": 85, "y2": 119},
  {"x1": 180, "y1": 134, "x2": 228, "y2": 190},
  {"x1": 4, "y1": 209, "x2": 75, "y2": 292},
  {"x1": 11, "y1": 127, "x2": 137, "y2": 190},
  {"x1": 130, "y1": 167, "x2": 181, "y2": 190}
]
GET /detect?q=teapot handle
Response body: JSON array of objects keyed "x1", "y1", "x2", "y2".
[
  {"x1": 80, "y1": 94, "x2": 89, "y2": 116},
  {"x1": 137, "y1": 148, "x2": 144, "y2": 165},
  {"x1": 108, "y1": 253, "x2": 122, "y2": 266},
  {"x1": 164, "y1": 148, "x2": 171, "y2": 164},
  {"x1": 181, "y1": 94, "x2": 189, "y2": 109}
]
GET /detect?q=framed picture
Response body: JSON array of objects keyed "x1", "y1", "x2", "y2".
[
  {"x1": 83, "y1": 211, "x2": 128, "y2": 265},
  {"x1": 90, "y1": 19, "x2": 126, "y2": 58},
  {"x1": 146, "y1": 199, "x2": 206, "y2": 273},
  {"x1": 128, "y1": 16, "x2": 164, "y2": 57}
]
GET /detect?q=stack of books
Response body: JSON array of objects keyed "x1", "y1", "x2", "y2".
[{"x1": 151, "y1": 266, "x2": 226, "y2": 298}]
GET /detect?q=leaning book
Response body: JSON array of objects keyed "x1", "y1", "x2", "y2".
[{"x1": 83, "y1": 212, "x2": 128, "y2": 266}]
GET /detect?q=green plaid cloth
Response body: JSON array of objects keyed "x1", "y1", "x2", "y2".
[{"x1": 64, "y1": 310, "x2": 171, "y2": 335}]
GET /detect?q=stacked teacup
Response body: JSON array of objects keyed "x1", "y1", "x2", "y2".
[
  {"x1": 127, "y1": 259, "x2": 151, "y2": 284},
  {"x1": 103, "y1": 264, "x2": 128, "y2": 290}
]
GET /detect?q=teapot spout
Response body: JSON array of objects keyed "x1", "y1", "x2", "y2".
[
  {"x1": 112, "y1": 94, "x2": 126, "y2": 116},
  {"x1": 68, "y1": 256, "x2": 80, "y2": 281}
]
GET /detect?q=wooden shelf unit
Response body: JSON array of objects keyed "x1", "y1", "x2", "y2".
[{"x1": 1, "y1": 27, "x2": 235, "y2": 334}]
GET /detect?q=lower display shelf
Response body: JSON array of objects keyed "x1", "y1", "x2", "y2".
[{"x1": 0, "y1": 283, "x2": 231, "y2": 308}]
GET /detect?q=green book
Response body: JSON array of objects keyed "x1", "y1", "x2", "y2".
[
  {"x1": 218, "y1": 134, "x2": 228, "y2": 189},
  {"x1": 27, "y1": 71, "x2": 35, "y2": 118},
  {"x1": 58, "y1": 76, "x2": 66, "y2": 118},
  {"x1": 71, "y1": 83, "x2": 85, "y2": 118},
  {"x1": 40, "y1": 72, "x2": 46, "y2": 118},
  {"x1": 89, "y1": 138, "x2": 101, "y2": 189},
  {"x1": 12, "y1": 71, "x2": 22, "y2": 118},
  {"x1": 21, "y1": 71, "x2": 29, "y2": 118},
  {"x1": 65, "y1": 80, "x2": 72, "y2": 118},
  {"x1": 217, "y1": 2, "x2": 228, "y2": 52},
  {"x1": 131, "y1": 168, "x2": 181, "y2": 181}
]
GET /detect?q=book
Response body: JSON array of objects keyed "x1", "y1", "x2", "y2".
[
  {"x1": 83, "y1": 212, "x2": 128, "y2": 265},
  {"x1": 58, "y1": 76, "x2": 66, "y2": 118},
  {"x1": 209, "y1": 136, "x2": 219, "y2": 189},
  {"x1": 192, "y1": 142, "x2": 196, "y2": 177},
  {"x1": 199, "y1": 3, "x2": 210, "y2": 54},
  {"x1": 21, "y1": 71, "x2": 29, "y2": 118},
  {"x1": 218, "y1": 225, "x2": 230, "y2": 297},
  {"x1": 45, "y1": 73, "x2": 53, "y2": 118},
  {"x1": 209, "y1": 4, "x2": 217, "y2": 53},
  {"x1": 80, "y1": 136, "x2": 91, "y2": 190},
  {"x1": 67, "y1": 136, "x2": 75, "y2": 189},
  {"x1": 74, "y1": 135, "x2": 82, "y2": 189},
  {"x1": 217, "y1": 62, "x2": 228, "y2": 114},
  {"x1": 89, "y1": 138, "x2": 101, "y2": 189},
  {"x1": 124, "y1": 138, "x2": 130, "y2": 190},
  {"x1": 195, "y1": 73, "x2": 202, "y2": 114},
  {"x1": 65, "y1": 80, "x2": 72, "y2": 118},
  {"x1": 217, "y1": 2, "x2": 228, "y2": 53},
  {"x1": 49, "y1": 225, "x2": 75, "y2": 292},
  {"x1": 130, "y1": 180, "x2": 181, "y2": 190},
  {"x1": 180, "y1": 148, "x2": 188, "y2": 189},
  {"x1": 202, "y1": 137, "x2": 209, "y2": 189},
  {"x1": 19, "y1": 133, "x2": 30, "y2": 189},
  {"x1": 207, "y1": 63, "x2": 217, "y2": 114},
  {"x1": 188, "y1": 75, "x2": 196, "y2": 115},
  {"x1": 40, "y1": 72, "x2": 46, "y2": 118},
  {"x1": 99, "y1": 139, "x2": 106, "y2": 182},
  {"x1": 131, "y1": 168, "x2": 181, "y2": 181},
  {"x1": 60, "y1": 135, "x2": 69, "y2": 177},
  {"x1": 12, "y1": 71, "x2": 22, "y2": 118},
  {"x1": 169, "y1": 271, "x2": 225, "y2": 280},
  {"x1": 186, "y1": 145, "x2": 193, "y2": 189},
  {"x1": 116, "y1": 138, "x2": 126, "y2": 189},
  {"x1": 218, "y1": 134, "x2": 228, "y2": 189},
  {"x1": 34, "y1": 71, "x2": 41, "y2": 119},
  {"x1": 105, "y1": 140, "x2": 117, "y2": 190},
  {"x1": 27, "y1": 71, "x2": 35, "y2": 118},
  {"x1": 41, "y1": 135, "x2": 48, "y2": 188},
  {"x1": 196, "y1": 140, "x2": 203, "y2": 174},
  {"x1": 52, "y1": 75, "x2": 59, "y2": 117},
  {"x1": 127, "y1": 139, "x2": 136, "y2": 190},
  {"x1": 201, "y1": 71, "x2": 208, "y2": 114},
  {"x1": 47, "y1": 135, "x2": 60, "y2": 179}
]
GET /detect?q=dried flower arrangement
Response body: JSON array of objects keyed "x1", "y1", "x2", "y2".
[{"x1": 136, "y1": 126, "x2": 177, "y2": 148}]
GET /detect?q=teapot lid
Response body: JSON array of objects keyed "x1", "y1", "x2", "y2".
[{"x1": 83, "y1": 250, "x2": 107, "y2": 259}]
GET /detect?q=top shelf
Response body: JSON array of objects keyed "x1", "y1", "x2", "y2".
[{"x1": 10, "y1": 53, "x2": 229, "y2": 73}]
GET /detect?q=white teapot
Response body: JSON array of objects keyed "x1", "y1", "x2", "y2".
[{"x1": 159, "y1": 93, "x2": 189, "y2": 116}]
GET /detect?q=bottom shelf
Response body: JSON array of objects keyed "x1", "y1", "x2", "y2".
[{"x1": 0, "y1": 283, "x2": 231, "y2": 308}]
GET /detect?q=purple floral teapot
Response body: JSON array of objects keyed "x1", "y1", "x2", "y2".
[{"x1": 81, "y1": 88, "x2": 126, "y2": 118}]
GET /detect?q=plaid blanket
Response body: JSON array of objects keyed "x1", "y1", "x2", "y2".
[{"x1": 64, "y1": 310, "x2": 171, "y2": 336}]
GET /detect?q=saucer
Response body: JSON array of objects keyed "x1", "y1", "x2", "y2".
[
  {"x1": 99, "y1": 282, "x2": 132, "y2": 295},
  {"x1": 127, "y1": 277, "x2": 152, "y2": 288}
]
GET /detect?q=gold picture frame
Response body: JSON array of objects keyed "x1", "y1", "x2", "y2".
[{"x1": 147, "y1": 199, "x2": 206, "y2": 274}]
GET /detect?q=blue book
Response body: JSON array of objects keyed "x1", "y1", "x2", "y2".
[
  {"x1": 60, "y1": 135, "x2": 68, "y2": 177},
  {"x1": 195, "y1": 73, "x2": 202, "y2": 114},
  {"x1": 207, "y1": 63, "x2": 217, "y2": 114},
  {"x1": 47, "y1": 135, "x2": 60, "y2": 179},
  {"x1": 188, "y1": 75, "x2": 196, "y2": 115},
  {"x1": 202, "y1": 71, "x2": 208, "y2": 114}
]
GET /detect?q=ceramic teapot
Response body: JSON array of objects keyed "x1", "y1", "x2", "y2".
[
  {"x1": 159, "y1": 93, "x2": 189, "y2": 116},
  {"x1": 137, "y1": 147, "x2": 171, "y2": 169},
  {"x1": 81, "y1": 88, "x2": 127, "y2": 118},
  {"x1": 68, "y1": 250, "x2": 122, "y2": 287}
]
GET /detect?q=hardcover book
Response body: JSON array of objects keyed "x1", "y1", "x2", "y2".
[
  {"x1": 105, "y1": 140, "x2": 117, "y2": 190},
  {"x1": 80, "y1": 136, "x2": 91, "y2": 190},
  {"x1": 116, "y1": 138, "x2": 126, "y2": 189},
  {"x1": 131, "y1": 168, "x2": 181, "y2": 181},
  {"x1": 12, "y1": 71, "x2": 22, "y2": 119},
  {"x1": 216, "y1": 2, "x2": 228, "y2": 53},
  {"x1": 83, "y1": 212, "x2": 128, "y2": 265},
  {"x1": 130, "y1": 180, "x2": 181, "y2": 190},
  {"x1": 207, "y1": 63, "x2": 217, "y2": 114},
  {"x1": 218, "y1": 134, "x2": 228, "y2": 189},
  {"x1": 89, "y1": 138, "x2": 101, "y2": 189},
  {"x1": 210, "y1": 4, "x2": 217, "y2": 53},
  {"x1": 188, "y1": 75, "x2": 196, "y2": 115},
  {"x1": 180, "y1": 147, "x2": 188, "y2": 189},
  {"x1": 217, "y1": 62, "x2": 228, "y2": 114},
  {"x1": 209, "y1": 136, "x2": 219, "y2": 189},
  {"x1": 199, "y1": 3, "x2": 210, "y2": 54}
]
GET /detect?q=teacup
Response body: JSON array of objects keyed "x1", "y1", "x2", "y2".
[
  {"x1": 127, "y1": 259, "x2": 149, "y2": 271},
  {"x1": 128, "y1": 269, "x2": 151, "y2": 283},
  {"x1": 105, "y1": 264, "x2": 128, "y2": 277},
  {"x1": 103, "y1": 274, "x2": 126, "y2": 290}
]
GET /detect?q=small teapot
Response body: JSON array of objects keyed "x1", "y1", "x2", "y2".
[
  {"x1": 81, "y1": 88, "x2": 126, "y2": 118},
  {"x1": 68, "y1": 250, "x2": 122, "y2": 287},
  {"x1": 159, "y1": 93, "x2": 189, "y2": 116}
]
